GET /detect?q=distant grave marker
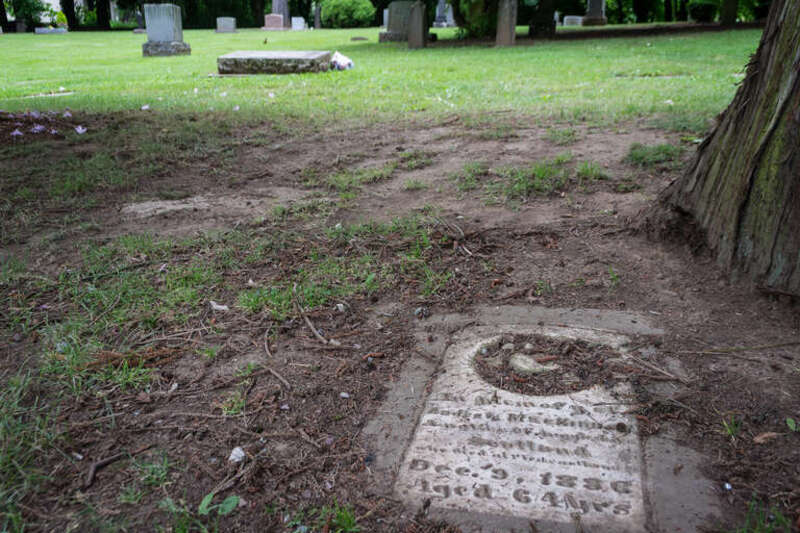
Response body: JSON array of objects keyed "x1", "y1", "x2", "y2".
[
  {"x1": 272, "y1": 0, "x2": 291, "y2": 28},
  {"x1": 379, "y1": 1, "x2": 414, "y2": 42},
  {"x1": 35, "y1": 27, "x2": 67, "y2": 34},
  {"x1": 563, "y1": 15, "x2": 583, "y2": 26},
  {"x1": 262, "y1": 14, "x2": 284, "y2": 30},
  {"x1": 142, "y1": 3, "x2": 191, "y2": 56},
  {"x1": 291, "y1": 17, "x2": 306, "y2": 30},
  {"x1": 407, "y1": 1, "x2": 427, "y2": 49},
  {"x1": 216, "y1": 17, "x2": 236, "y2": 32}
]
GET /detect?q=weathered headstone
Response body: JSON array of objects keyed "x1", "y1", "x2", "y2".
[
  {"x1": 563, "y1": 15, "x2": 583, "y2": 26},
  {"x1": 382, "y1": 8, "x2": 388, "y2": 27},
  {"x1": 142, "y1": 4, "x2": 190, "y2": 56},
  {"x1": 394, "y1": 327, "x2": 647, "y2": 532},
  {"x1": 583, "y1": 0, "x2": 606, "y2": 25},
  {"x1": 291, "y1": 16, "x2": 306, "y2": 30},
  {"x1": 495, "y1": 0, "x2": 516, "y2": 47},
  {"x1": 218, "y1": 50, "x2": 331, "y2": 74},
  {"x1": 272, "y1": 0, "x2": 291, "y2": 28},
  {"x1": 445, "y1": 3, "x2": 455, "y2": 26},
  {"x1": 379, "y1": 0, "x2": 413, "y2": 42},
  {"x1": 407, "y1": 1, "x2": 427, "y2": 49},
  {"x1": 433, "y1": 0, "x2": 447, "y2": 27},
  {"x1": 216, "y1": 17, "x2": 236, "y2": 32},
  {"x1": 261, "y1": 13, "x2": 284, "y2": 29},
  {"x1": 133, "y1": 11, "x2": 146, "y2": 33}
]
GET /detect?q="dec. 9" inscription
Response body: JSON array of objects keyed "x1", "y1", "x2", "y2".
[{"x1": 403, "y1": 458, "x2": 635, "y2": 516}]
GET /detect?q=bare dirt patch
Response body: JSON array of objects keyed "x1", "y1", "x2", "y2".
[{"x1": 2, "y1": 115, "x2": 799, "y2": 532}]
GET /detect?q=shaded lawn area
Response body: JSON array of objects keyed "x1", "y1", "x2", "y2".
[{"x1": 1, "y1": 27, "x2": 761, "y2": 129}]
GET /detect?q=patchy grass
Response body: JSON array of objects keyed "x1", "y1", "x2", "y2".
[
  {"x1": 490, "y1": 153, "x2": 573, "y2": 202},
  {"x1": 398, "y1": 150, "x2": 434, "y2": 170},
  {"x1": 326, "y1": 162, "x2": 398, "y2": 196},
  {"x1": 625, "y1": 142, "x2": 684, "y2": 168},
  {"x1": 576, "y1": 161, "x2": 610, "y2": 184},
  {"x1": 729, "y1": 499, "x2": 793, "y2": 533},
  {"x1": 451, "y1": 161, "x2": 489, "y2": 192},
  {"x1": 403, "y1": 179, "x2": 429, "y2": 191},
  {"x1": 544, "y1": 126, "x2": 580, "y2": 146}
]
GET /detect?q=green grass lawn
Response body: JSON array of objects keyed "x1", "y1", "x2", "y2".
[{"x1": 0, "y1": 27, "x2": 761, "y2": 128}]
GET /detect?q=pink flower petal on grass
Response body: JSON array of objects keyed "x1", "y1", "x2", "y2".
[
  {"x1": 31, "y1": 124, "x2": 46, "y2": 133},
  {"x1": 63, "y1": 111, "x2": 72, "y2": 118},
  {"x1": 141, "y1": 104, "x2": 150, "y2": 111}
]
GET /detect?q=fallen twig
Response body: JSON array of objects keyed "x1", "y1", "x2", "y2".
[
  {"x1": 267, "y1": 367, "x2": 291, "y2": 390},
  {"x1": 293, "y1": 283, "x2": 341, "y2": 346},
  {"x1": 263, "y1": 326, "x2": 273, "y2": 358},
  {"x1": 625, "y1": 355, "x2": 689, "y2": 385},
  {"x1": 84, "y1": 443, "x2": 153, "y2": 489}
]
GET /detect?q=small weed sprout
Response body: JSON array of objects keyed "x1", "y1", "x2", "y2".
[
  {"x1": 608, "y1": 266, "x2": 620, "y2": 288},
  {"x1": 451, "y1": 162, "x2": 488, "y2": 192},
  {"x1": 545, "y1": 127, "x2": 579, "y2": 146},
  {"x1": 722, "y1": 416, "x2": 741, "y2": 440},
  {"x1": 787, "y1": 417, "x2": 798, "y2": 432}
]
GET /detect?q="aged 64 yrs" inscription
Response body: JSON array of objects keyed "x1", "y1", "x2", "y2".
[{"x1": 395, "y1": 329, "x2": 646, "y2": 531}]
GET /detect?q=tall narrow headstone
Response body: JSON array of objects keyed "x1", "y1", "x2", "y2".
[
  {"x1": 379, "y1": 1, "x2": 413, "y2": 42},
  {"x1": 142, "y1": 3, "x2": 191, "y2": 56},
  {"x1": 433, "y1": 0, "x2": 447, "y2": 27},
  {"x1": 272, "y1": 0, "x2": 291, "y2": 28},
  {"x1": 216, "y1": 16, "x2": 236, "y2": 32},
  {"x1": 382, "y1": 8, "x2": 388, "y2": 27},
  {"x1": 583, "y1": 0, "x2": 606, "y2": 25},
  {"x1": 314, "y1": 3, "x2": 321, "y2": 28},
  {"x1": 495, "y1": 0, "x2": 516, "y2": 47},
  {"x1": 407, "y1": 0, "x2": 426, "y2": 49}
]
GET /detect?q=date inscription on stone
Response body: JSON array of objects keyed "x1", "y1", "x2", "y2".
[{"x1": 395, "y1": 332, "x2": 645, "y2": 530}]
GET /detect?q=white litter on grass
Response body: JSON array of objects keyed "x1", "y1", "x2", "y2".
[
  {"x1": 233, "y1": 105, "x2": 240, "y2": 111},
  {"x1": 31, "y1": 124, "x2": 46, "y2": 133},
  {"x1": 330, "y1": 51, "x2": 353, "y2": 70},
  {"x1": 268, "y1": 92, "x2": 275, "y2": 99},
  {"x1": 663, "y1": 99, "x2": 675, "y2": 106},
  {"x1": 10, "y1": 129, "x2": 23, "y2": 137},
  {"x1": 63, "y1": 110, "x2": 72, "y2": 118},
  {"x1": 75, "y1": 125, "x2": 87, "y2": 134},
  {"x1": 209, "y1": 300, "x2": 230, "y2": 311},
  {"x1": 141, "y1": 104, "x2": 150, "y2": 110},
  {"x1": 229, "y1": 447, "x2": 246, "y2": 463}
]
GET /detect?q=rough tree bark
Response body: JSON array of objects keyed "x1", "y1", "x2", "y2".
[
  {"x1": 96, "y1": 0, "x2": 111, "y2": 29},
  {"x1": 0, "y1": 1, "x2": 9, "y2": 33},
  {"x1": 664, "y1": 0, "x2": 673, "y2": 22},
  {"x1": 652, "y1": 0, "x2": 800, "y2": 295},
  {"x1": 720, "y1": 0, "x2": 738, "y2": 26},
  {"x1": 60, "y1": 0, "x2": 78, "y2": 29}
]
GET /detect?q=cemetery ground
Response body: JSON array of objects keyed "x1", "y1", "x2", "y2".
[{"x1": 1, "y1": 27, "x2": 799, "y2": 533}]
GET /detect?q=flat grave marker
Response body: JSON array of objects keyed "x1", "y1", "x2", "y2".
[{"x1": 217, "y1": 50, "x2": 331, "y2": 74}]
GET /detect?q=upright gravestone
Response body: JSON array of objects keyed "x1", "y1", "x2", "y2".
[
  {"x1": 379, "y1": 0, "x2": 414, "y2": 42},
  {"x1": 407, "y1": 0, "x2": 426, "y2": 49},
  {"x1": 433, "y1": 0, "x2": 447, "y2": 27},
  {"x1": 291, "y1": 16, "x2": 306, "y2": 30},
  {"x1": 272, "y1": 0, "x2": 291, "y2": 28},
  {"x1": 216, "y1": 17, "x2": 236, "y2": 32},
  {"x1": 495, "y1": 0, "x2": 516, "y2": 47},
  {"x1": 382, "y1": 8, "x2": 388, "y2": 27},
  {"x1": 563, "y1": 15, "x2": 583, "y2": 26},
  {"x1": 143, "y1": 3, "x2": 191, "y2": 56},
  {"x1": 583, "y1": 0, "x2": 606, "y2": 25},
  {"x1": 133, "y1": 11, "x2": 146, "y2": 33},
  {"x1": 262, "y1": 14, "x2": 284, "y2": 29}
]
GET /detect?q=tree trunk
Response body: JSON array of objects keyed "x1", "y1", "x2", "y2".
[
  {"x1": 0, "y1": 0, "x2": 9, "y2": 33},
  {"x1": 251, "y1": 0, "x2": 265, "y2": 26},
  {"x1": 653, "y1": 0, "x2": 800, "y2": 295},
  {"x1": 664, "y1": 0, "x2": 673, "y2": 22},
  {"x1": 96, "y1": 0, "x2": 111, "y2": 28},
  {"x1": 632, "y1": 0, "x2": 649, "y2": 22},
  {"x1": 528, "y1": 0, "x2": 555, "y2": 38},
  {"x1": 720, "y1": 0, "x2": 738, "y2": 25},
  {"x1": 60, "y1": 0, "x2": 78, "y2": 29},
  {"x1": 676, "y1": 0, "x2": 687, "y2": 20}
]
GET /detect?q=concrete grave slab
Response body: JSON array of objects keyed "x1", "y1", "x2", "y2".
[
  {"x1": 395, "y1": 326, "x2": 646, "y2": 532},
  {"x1": 35, "y1": 27, "x2": 67, "y2": 34},
  {"x1": 364, "y1": 306, "x2": 722, "y2": 532},
  {"x1": 217, "y1": 51, "x2": 331, "y2": 74}
]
